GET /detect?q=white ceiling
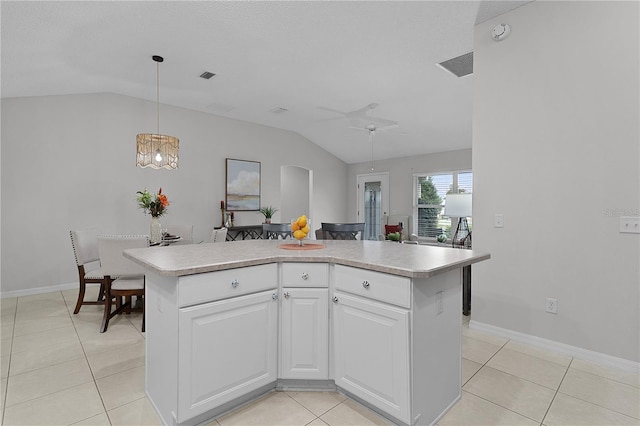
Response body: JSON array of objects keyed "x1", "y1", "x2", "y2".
[{"x1": 1, "y1": 1, "x2": 531, "y2": 164}]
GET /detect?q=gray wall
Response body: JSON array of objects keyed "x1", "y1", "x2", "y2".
[
  {"x1": 347, "y1": 149, "x2": 473, "y2": 228},
  {"x1": 472, "y1": 1, "x2": 639, "y2": 362},
  {"x1": 1, "y1": 93, "x2": 348, "y2": 295},
  {"x1": 280, "y1": 165, "x2": 311, "y2": 225}
]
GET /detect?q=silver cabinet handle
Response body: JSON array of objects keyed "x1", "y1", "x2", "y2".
[
  {"x1": 333, "y1": 296, "x2": 339, "y2": 303},
  {"x1": 362, "y1": 280, "x2": 370, "y2": 288},
  {"x1": 231, "y1": 279, "x2": 239, "y2": 288},
  {"x1": 301, "y1": 272, "x2": 309, "y2": 280},
  {"x1": 283, "y1": 291, "x2": 290, "y2": 299},
  {"x1": 272, "y1": 293, "x2": 278, "y2": 300}
]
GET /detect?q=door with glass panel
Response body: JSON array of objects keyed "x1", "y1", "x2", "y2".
[{"x1": 356, "y1": 173, "x2": 389, "y2": 240}]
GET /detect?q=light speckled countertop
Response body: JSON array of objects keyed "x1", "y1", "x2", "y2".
[{"x1": 124, "y1": 240, "x2": 490, "y2": 279}]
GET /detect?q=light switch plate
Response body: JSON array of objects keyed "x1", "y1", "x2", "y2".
[
  {"x1": 494, "y1": 214, "x2": 504, "y2": 228},
  {"x1": 620, "y1": 216, "x2": 640, "y2": 234}
]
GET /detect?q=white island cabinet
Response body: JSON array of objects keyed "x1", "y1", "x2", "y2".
[
  {"x1": 125, "y1": 240, "x2": 489, "y2": 426},
  {"x1": 280, "y1": 263, "x2": 329, "y2": 380}
]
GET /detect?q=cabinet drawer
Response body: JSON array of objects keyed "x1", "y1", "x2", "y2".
[
  {"x1": 282, "y1": 263, "x2": 328, "y2": 287},
  {"x1": 334, "y1": 265, "x2": 411, "y2": 308},
  {"x1": 178, "y1": 263, "x2": 277, "y2": 307}
]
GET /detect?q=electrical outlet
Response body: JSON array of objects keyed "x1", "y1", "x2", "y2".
[
  {"x1": 545, "y1": 298, "x2": 557, "y2": 314},
  {"x1": 494, "y1": 214, "x2": 504, "y2": 228}
]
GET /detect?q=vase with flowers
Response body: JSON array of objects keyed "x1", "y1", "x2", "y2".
[{"x1": 137, "y1": 188, "x2": 170, "y2": 243}]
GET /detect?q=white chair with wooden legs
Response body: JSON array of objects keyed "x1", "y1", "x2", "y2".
[
  {"x1": 97, "y1": 235, "x2": 149, "y2": 333},
  {"x1": 209, "y1": 227, "x2": 227, "y2": 243},
  {"x1": 70, "y1": 229, "x2": 106, "y2": 314}
]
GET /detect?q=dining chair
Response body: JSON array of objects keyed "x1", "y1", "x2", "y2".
[
  {"x1": 321, "y1": 223, "x2": 365, "y2": 240},
  {"x1": 210, "y1": 227, "x2": 228, "y2": 243},
  {"x1": 97, "y1": 235, "x2": 149, "y2": 333},
  {"x1": 70, "y1": 229, "x2": 106, "y2": 314},
  {"x1": 262, "y1": 223, "x2": 292, "y2": 240}
]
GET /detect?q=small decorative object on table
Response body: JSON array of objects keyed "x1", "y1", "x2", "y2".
[
  {"x1": 137, "y1": 188, "x2": 170, "y2": 244},
  {"x1": 436, "y1": 234, "x2": 447, "y2": 243},
  {"x1": 279, "y1": 215, "x2": 324, "y2": 250},
  {"x1": 387, "y1": 232, "x2": 400, "y2": 242},
  {"x1": 259, "y1": 206, "x2": 278, "y2": 224},
  {"x1": 291, "y1": 214, "x2": 310, "y2": 246}
]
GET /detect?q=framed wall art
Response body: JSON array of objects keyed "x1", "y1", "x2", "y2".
[{"x1": 225, "y1": 158, "x2": 261, "y2": 211}]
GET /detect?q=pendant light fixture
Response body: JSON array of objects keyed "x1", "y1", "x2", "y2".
[{"x1": 136, "y1": 55, "x2": 179, "y2": 169}]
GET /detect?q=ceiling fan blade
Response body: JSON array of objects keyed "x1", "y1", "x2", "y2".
[
  {"x1": 316, "y1": 106, "x2": 348, "y2": 116},
  {"x1": 377, "y1": 123, "x2": 399, "y2": 132},
  {"x1": 345, "y1": 103, "x2": 380, "y2": 118}
]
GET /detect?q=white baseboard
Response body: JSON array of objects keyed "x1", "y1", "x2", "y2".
[
  {"x1": 469, "y1": 320, "x2": 640, "y2": 373},
  {"x1": 1, "y1": 282, "x2": 77, "y2": 299}
]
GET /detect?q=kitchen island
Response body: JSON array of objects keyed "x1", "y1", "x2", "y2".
[{"x1": 125, "y1": 240, "x2": 489, "y2": 426}]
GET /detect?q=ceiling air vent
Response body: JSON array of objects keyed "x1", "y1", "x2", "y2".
[
  {"x1": 437, "y1": 52, "x2": 473, "y2": 78},
  {"x1": 200, "y1": 71, "x2": 216, "y2": 80}
]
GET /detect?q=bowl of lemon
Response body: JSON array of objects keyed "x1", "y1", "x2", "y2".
[{"x1": 291, "y1": 215, "x2": 310, "y2": 246}]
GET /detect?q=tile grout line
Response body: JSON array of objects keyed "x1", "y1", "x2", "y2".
[
  {"x1": 463, "y1": 336, "x2": 557, "y2": 423},
  {"x1": 63, "y1": 291, "x2": 113, "y2": 426},
  {"x1": 280, "y1": 391, "x2": 322, "y2": 423},
  {"x1": 287, "y1": 390, "x2": 346, "y2": 421},
  {"x1": 458, "y1": 389, "x2": 544, "y2": 424},
  {"x1": 1, "y1": 299, "x2": 18, "y2": 426},
  {"x1": 568, "y1": 364, "x2": 640, "y2": 390},
  {"x1": 539, "y1": 356, "x2": 573, "y2": 425},
  {"x1": 4, "y1": 293, "x2": 103, "y2": 423}
]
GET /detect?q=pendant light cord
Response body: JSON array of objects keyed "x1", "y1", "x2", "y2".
[{"x1": 156, "y1": 60, "x2": 160, "y2": 135}]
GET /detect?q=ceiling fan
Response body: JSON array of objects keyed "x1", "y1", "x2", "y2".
[{"x1": 317, "y1": 103, "x2": 399, "y2": 131}]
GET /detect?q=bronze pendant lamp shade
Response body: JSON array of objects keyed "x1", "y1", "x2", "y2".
[{"x1": 136, "y1": 55, "x2": 179, "y2": 170}]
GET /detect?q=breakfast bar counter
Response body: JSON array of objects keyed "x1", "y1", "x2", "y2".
[
  {"x1": 125, "y1": 240, "x2": 489, "y2": 426},
  {"x1": 125, "y1": 239, "x2": 488, "y2": 279}
]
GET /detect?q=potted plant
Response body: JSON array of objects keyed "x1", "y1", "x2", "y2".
[{"x1": 259, "y1": 206, "x2": 278, "y2": 223}]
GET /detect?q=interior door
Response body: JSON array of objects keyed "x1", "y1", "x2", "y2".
[{"x1": 356, "y1": 173, "x2": 389, "y2": 240}]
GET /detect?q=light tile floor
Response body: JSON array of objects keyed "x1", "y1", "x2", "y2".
[{"x1": 0, "y1": 289, "x2": 638, "y2": 425}]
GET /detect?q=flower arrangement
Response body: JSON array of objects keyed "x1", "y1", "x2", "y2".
[{"x1": 137, "y1": 188, "x2": 170, "y2": 217}]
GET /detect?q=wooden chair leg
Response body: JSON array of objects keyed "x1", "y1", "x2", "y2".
[
  {"x1": 97, "y1": 281, "x2": 106, "y2": 302},
  {"x1": 100, "y1": 278, "x2": 113, "y2": 333},
  {"x1": 73, "y1": 278, "x2": 86, "y2": 315},
  {"x1": 125, "y1": 296, "x2": 132, "y2": 314}
]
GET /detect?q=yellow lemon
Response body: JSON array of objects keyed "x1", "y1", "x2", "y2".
[
  {"x1": 302, "y1": 225, "x2": 310, "y2": 234},
  {"x1": 293, "y1": 230, "x2": 306, "y2": 240},
  {"x1": 291, "y1": 222, "x2": 300, "y2": 232},
  {"x1": 297, "y1": 215, "x2": 307, "y2": 228}
]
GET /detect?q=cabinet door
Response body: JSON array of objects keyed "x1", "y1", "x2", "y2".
[
  {"x1": 333, "y1": 291, "x2": 411, "y2": 424},
  {"x1": 177, "y1": 290, "x2": 278, "y2": 422},
  {"x1": 280, "y1": 288, "x2": 328, "y2": 379}
]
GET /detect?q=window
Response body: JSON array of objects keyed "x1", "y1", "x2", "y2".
[{"x1": 413, "y1": 171, "x2": 473, "y2": 239}]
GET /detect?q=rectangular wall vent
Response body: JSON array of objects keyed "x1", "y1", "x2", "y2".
[
  {"x1": 200, "y1": 71, "x2": 216, "y2": 79},
  {"x1": 437, "y1": 52, "x2": 473, "y2": 78}
]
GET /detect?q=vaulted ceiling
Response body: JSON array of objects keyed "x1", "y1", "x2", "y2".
[{"x1": 1, "y1": 1, "x2": 531, "y2": 164}]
